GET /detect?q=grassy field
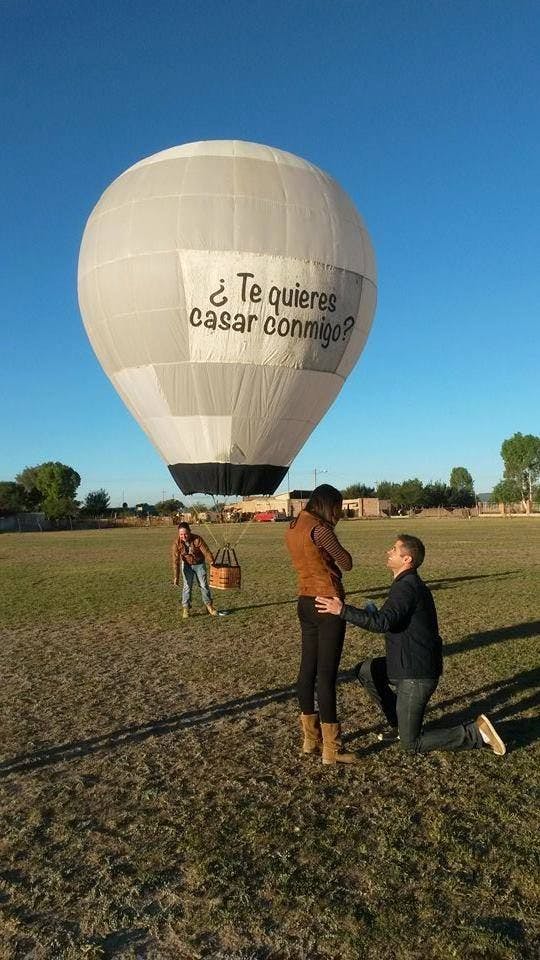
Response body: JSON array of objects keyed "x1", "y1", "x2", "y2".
[{"x1": 0, "y1": 518, "x2": 539, "y2": 960}]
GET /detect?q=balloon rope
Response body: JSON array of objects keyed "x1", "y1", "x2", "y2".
[
  {"x1": 202, "y1": 517, "x2": 222, "y2": 549},
  {"x1": 184, "y1": 495, "x2": 222, "y2": 548},
  {"x1": 213, "y1": 494, "x2": 247, "y2": 549},
  {"x1": 230, "y1": 511, "x2": 256, "y2": 549},
  {"x1": 183, "y1": 494, "x2": 256, "y2": 553},
  {"x1": 207, "y1": 494, "x2": 229, "y2": 549}
]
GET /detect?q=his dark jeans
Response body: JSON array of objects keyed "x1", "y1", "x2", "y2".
[
  {"x1": 356, "y1": 657, "x2": 483, "y2": 753},
  {"x1": 297, "y1": 596, "x2": 345, "y2": 723}
]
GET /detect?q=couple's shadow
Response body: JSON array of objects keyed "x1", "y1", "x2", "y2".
[{"x1": 1, "y1": 663, "x2": 537, "y2": 779}]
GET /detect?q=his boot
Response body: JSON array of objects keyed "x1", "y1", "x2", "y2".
[
  {"x1": 182, "y1": 607, "x2": 189, "y2": 619},
  {"x1": 206, "y1": 603, "x2": 218, "y2": 616},
  {"x1": 300, "y1": 713, "x2": 323, "y2": 755},
  {"x1": 321, "y1": 722, "x2": 358, "y2": 765}
]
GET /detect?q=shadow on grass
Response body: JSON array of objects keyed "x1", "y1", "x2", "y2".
[
  {"x1": 87, "y1": 928, "x2": 149, "y2": 953},
  {"x1": 473, "y1": 916, "x2": 526, "y2": 947},
  {"x1": 344, "y1": 666, "x2": 540, "y2": 751},
  {"x1": 0, "y1": 682, "x2": 302, "y2": 778},
  {"x1": 223, "y1": 570, "x2": 520, "y2": 613},
  {"x1": 1, "y1": 659, "x2": 538, "y2": 778},
  {"x1": 422, "y1": 665, "x2": 540, "y2": 752},
  {"x1": 445, "y1": 620, "x2": 540, "y2": 656}
]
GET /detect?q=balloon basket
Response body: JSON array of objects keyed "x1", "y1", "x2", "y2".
[{"x1": 210, "y1": 545, "x2": 241, "y2": 590}]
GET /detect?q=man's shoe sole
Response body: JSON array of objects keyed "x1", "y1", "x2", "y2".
[
  {"x1": 477, "y1": 714, "x2": 506, "y2": 755},
  {"x1": 377, "y1": 730, "x2": 400, "y2": 742}
]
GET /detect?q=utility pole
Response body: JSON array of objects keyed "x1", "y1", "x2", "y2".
[{"x1": 314, "y1": 468, "x2": 328, "y2": 489}]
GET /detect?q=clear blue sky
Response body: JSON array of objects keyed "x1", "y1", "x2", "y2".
[{"x1": 2, "y1": 0, "x2": 539, "y2": 505}]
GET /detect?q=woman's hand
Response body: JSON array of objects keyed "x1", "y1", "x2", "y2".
[{"x1": 315, "y1": 596, "x2": 344, "y2": 616}]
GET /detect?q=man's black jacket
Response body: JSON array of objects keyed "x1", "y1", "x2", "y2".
[{"x1": 342, "y1": 569, "x2": 443, "y2": 680}]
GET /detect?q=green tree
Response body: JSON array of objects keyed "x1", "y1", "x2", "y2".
[
  {"x1": 490, "y1": 479, "x2": 522, "y2": 506},
  {"x1": 448, "y1": 466, "x2": 475, "y2": 507},
  {"x1": 449, "y1": 466, "x2": 474, "y2": 492},
  {"x1": 500, "y1": 432, "x2": 540, "y2": 512},
  {"x1": 16, "y1": 465, "x2": 42, "y2": 491},
  {"x1": 376, "y1": 481, "x2": 400, "y2": 502},
  {"x1": 16, "y1": 461, "x2": 80, "y2": 520},
  {"x1": 189, "y1": 501, "x2": 210, "y2": 514},
  {"x1": 13, "y1": 465, "x2": 42, "y2": 510},
  {"x1": 449, "y1": 466, "x2": 474, "y2": 493},
  {"x1": 341, "y1": 483, "x2": 376, "y2": 498},
  {"x1": 0, "y1": 481, "x2": 30, "y2": 515},
  {"x1": 83, "y1": 489, "x2": 111, "y2": 516},
  {"x1": 449, "y1": 487, "x2": 475, "y2": 508},
  {"x1": 422, "y1": 482, "x2": 451, "y2": 508},
  {"x1": 154, "y1": 498, "x2": 184, "y2": 516},
  {"x1": 396, "y1": 478, "x2": 424, "y2": 511}
]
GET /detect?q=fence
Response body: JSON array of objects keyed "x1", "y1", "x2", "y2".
[
  {"x1": 0, "y1": 513, "x2": 50, "y2": 532},
  {"x1": 478, "y1": 501, "x2": 540, "y2": 515}
]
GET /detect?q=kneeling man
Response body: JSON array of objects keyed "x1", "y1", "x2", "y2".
[{"x1": 316, "y1": 534, "x2": 505, "y2": 756}]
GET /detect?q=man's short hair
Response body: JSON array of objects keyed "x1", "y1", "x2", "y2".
[{"x1": 397, "y1": 533, "x2": 425, "y2": 569}]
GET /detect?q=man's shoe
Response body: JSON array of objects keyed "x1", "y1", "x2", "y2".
[
  {"x1": 476, "y1": 714, "x2": 506, "y2": 755},
  {"x1": 206, "y1": 603, "x2": 218, "y2": 616},
  {"x1": 377, "y1": 728, "x2": 400, "y2": 742},
  {"x1": 182, "y1": 607, "x2": 189, "y2": 619}
]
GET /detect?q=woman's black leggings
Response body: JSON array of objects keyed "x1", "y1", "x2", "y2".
[{"x1": 296, "y1": 596, "x2": 346, "y2": 723}]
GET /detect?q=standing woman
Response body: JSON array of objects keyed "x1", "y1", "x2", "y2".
[
  {"x1": 285, "y1": 485, "x2": 356, "y2": 764},
  {"x1": 172, "y1": 522, "x2": 218, "y2": 618}
]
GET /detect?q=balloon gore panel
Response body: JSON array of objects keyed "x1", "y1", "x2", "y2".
[{"x1": 168, "y1": 462, "x2": 288, "y2": 497}]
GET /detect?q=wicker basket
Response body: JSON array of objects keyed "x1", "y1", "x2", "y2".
[{"x1": 209, "y1": 545, "x2": 241, "y2": 590}]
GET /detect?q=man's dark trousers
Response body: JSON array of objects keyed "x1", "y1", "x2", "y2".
[{"x1": 356, "y1": 657, "x2": 483, "y2": 752}]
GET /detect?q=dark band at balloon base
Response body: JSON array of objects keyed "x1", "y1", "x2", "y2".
[{"x1": 168, "y1": 462, "x2": 289, "y2": 496}]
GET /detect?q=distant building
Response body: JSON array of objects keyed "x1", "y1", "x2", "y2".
[
  {"x1": 179, "y1": 510, "x2": 219, "y2": 523},
  {"x1": 229, "y1": 491, "x2": 390, "y2": 520},
  {"x1": 342, "y1": 497, "x2": 391, "y2": 518},
  {"x1": 229, "y1": 490, "x2": 310, "y2": 519},
  {"x1": 135, "y1": 502, "x2": 157, "y2": 516}
]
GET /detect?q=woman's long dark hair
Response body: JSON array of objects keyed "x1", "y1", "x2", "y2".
[{"x1": 305, "y1": 484, "x2": 343, "y2": 526}]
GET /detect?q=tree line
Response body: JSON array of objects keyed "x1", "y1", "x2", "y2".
[
  {"x1": 0, "y1": 462, "x2": 192, "y2": 520},
  {"x1": 341, "y1": 467, "x2": 476, "y2": 510},
  {"x1": 341, "y1": 434, "x2": 540, "y2": 513},
  {"x1": 1, "y1": 432, "x2": 538, "y2": 520},
  {"x1": 489, "y1": 433, "x2": 540, "y2": 511}
]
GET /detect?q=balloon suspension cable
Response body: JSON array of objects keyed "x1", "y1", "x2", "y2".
[
  {"x1": 229, "y1": 508, "x2": 256, "y2": 549},
  {"x1": 182, "y1": 493, "x2": 256, "y2": 551},
  {"x1": 210, "y1": 494, "x2": 242, "y2": 549},
  {"x1": 200, "y1": 493, "x2": 256, "y2": 551},
  {"x1": 183, "y1": 495, "x2": 222, "y2": 548}
]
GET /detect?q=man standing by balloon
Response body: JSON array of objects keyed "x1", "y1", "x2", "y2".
[{"x1": 172, "y1": 522, "x2": 218, "y2": 619}]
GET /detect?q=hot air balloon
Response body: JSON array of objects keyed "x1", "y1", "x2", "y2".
[{"x1": 78, "y1": 140, "x2": 376, "y2": 496}]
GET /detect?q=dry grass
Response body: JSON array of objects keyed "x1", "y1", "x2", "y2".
[{"x1": 0, "y1": 519, "x2": 539, "y2": 959}]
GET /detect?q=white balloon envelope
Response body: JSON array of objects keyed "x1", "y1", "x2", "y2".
[{"x1": 78, "y1": 140, "x2": 377, "y2": 495}]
